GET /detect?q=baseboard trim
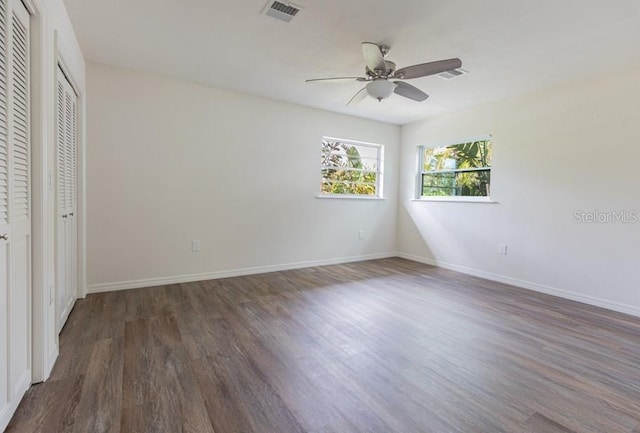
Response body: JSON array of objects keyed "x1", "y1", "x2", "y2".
[
  {"x1": 397, "y1": 252, "x2": 640, "y2": 318},
  {"x1": 88, "y1": 252, "x2": 397, "y2": 294},
  {"x1": 46, "y1": 345, "x2": 59, "y2": 382},
  {"x1": 0, "y1": 370, "x2": 31, "y2": 431},
  {"x1": 14, "y1": 370, "x2": 31, "y2": 399},
  {"x1": 87, "y1": 251, "x2": 640, "y2": 319}
]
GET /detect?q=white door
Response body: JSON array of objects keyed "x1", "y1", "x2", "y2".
[
  {"x1": 0, "y1": 0, "x2": 31, "y2": 430},
  {"x1": 55, "y1": 67, "x2": 78, "y2": 333}
]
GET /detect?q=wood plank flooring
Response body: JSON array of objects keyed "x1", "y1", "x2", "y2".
[{"x1": 7, "y1": 258, "x2": 640, "y2": 432}]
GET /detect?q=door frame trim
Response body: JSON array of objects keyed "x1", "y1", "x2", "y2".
[{"x1": 27, "y1": 0, "x2": 51, "y2": 384}]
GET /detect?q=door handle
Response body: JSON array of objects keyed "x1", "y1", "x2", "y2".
[
  {"x1": 69, "y1": 212, "x2": 74, "y2": 217},
  {"x1": 0, "y1": 233, "x2": 8, "y2": 241},
  {"x1": 62, "y1": 214, "x2": 68, "y2": 218}
]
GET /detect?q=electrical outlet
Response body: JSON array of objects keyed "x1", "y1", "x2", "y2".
[
  {"x1": 499, "y1": 243, "x2": 508, "y2": 255},
  {"x1": 192, "y1": 240, "x2": 201, "y2": 252},
  {"x1": 358, "y1": 230, "x2": 365, "y2": 240}
]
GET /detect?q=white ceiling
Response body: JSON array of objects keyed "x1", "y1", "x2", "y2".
[{"x1": 63, "y1": 0, "x2": 640, "y2": 125}]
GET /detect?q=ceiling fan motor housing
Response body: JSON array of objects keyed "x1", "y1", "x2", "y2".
[{"x1": 384, "y1": 61, "x2": 396, "y2": 75}]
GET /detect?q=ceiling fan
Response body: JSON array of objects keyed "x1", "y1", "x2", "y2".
[{"x1": 306, "y1": 42, "x2": 462, "y2": 105}]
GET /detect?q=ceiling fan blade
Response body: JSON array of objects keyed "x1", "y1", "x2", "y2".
[
  {"x1": 395, "y1": 58, "x2": 462, "y2": 80},
  {"x1": 361, "y1": 42, "x2": 387, "y2": 73},
  {"x1": 305, "y1": 77, "x2": 367, "y2": 83},
  {"x1": 394, "y1": 81, "x2": 429, "y2": 101},
  {"x1": 347, "y1": 87, "x2": 368, "y2": 106}
]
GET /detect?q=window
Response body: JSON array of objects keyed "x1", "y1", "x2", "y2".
[
  {"x1": 320, "y1": 137, "x2": 383, "y2": 198},
  {"x1": 419, "y1": 138, "x2": 492, "y2": 198}
]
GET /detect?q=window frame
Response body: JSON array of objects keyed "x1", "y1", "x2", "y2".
[
  {"x1": 416, "y1": 136, "x2": 493, "y2": 201},
  {"x1": 319, "y1": 136, "x2": 384, "y2": 199}
]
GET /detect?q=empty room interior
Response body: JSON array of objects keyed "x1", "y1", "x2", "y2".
[{"x1": 2, "y1": 0, "x2": 640, "y2": 432}]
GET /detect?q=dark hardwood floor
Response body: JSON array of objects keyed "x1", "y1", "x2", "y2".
[{"x1": 7, "y1": 258, "x2": 640, "y2": 432}]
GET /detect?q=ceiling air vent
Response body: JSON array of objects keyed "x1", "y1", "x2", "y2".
[
  {"x1": 262, "y1": 1, "x2": 302, "y2": 23},
  {"x1": 438, "y1": 68, "x2": 468, "y2": 80}
]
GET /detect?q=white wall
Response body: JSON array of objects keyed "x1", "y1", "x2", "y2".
[
  {"x1": 85, "y1": 46, "x2": 640, "y2": 317},
  {"x1": 86, "y1": 63, "x2": 400, "y2": 291},
  {"x1": 398, "y1": 64, "x2": 640, "y2": 316}
]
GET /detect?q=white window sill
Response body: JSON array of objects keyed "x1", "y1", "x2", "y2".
[
  {"x1": 316, "y1": 195, "x2": 385, "y2": 201},
  {"x1": 412, "y1": 197, "x2": 498, "y2": 203}
]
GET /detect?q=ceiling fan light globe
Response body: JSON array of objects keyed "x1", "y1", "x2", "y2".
[{"x1": 366, "y1": 79, "x2": 395, "y2": 101}]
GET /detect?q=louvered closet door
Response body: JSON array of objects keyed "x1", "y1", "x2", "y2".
[
  {"x1": 55, "y1": 67, "x2": 78, "y2": 333},
  {"x1": 0, "y1": 0, "x2": 31, "y2": 430}
]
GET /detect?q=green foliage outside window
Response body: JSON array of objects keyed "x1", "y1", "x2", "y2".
[
  {"x1": 421, "y1": 139, "x2": 492, "y2": 197},
  {"x1": 321, "y1": 139, "x2": 380, "y2": 196}
]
